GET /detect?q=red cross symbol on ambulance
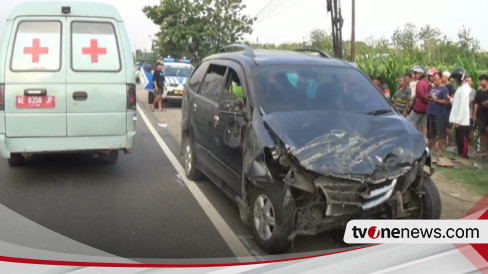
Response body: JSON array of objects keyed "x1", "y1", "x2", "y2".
[
  {"x1": 23, "y1": 38, "x2": 49, "y2": 63},
  {"x1": 82, "y1": 39, "x2": 107, "y2": 63}
]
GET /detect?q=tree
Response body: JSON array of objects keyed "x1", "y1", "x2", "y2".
[
  {"x1": 391, "y1": 23, "x2": 417, "y2": 52},
  {"x1": 143, "y1": 0, "x2": 254, "y2": 63},
  {"x1": 308, "y1": 29, "x2": 333, "y2": 54},
  {"x1": 135, "y1": 49, "x2": 143, "y2": 61},
  {"x1": 457, "y1": 26, "x2": 480, "y2": 55},
  {"x1": 418, "y1": 25, "x2": 441, "y2": 51}
]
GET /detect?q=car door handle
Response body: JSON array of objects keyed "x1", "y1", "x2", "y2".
[
  {"x1": 73, "y1": 91, "x2": 88, "y2": 101},
  {"x1": 24, "y1": 89, "x2": 47, "y2": 96},
  {"x1": 213, "y1": 115, "x2": 220, "y2": 128},
  {"x1": 192, "y1": 103, "x2": 197, "y2": 112}
]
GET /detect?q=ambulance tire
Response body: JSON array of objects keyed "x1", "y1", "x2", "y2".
[
  {"x1": 99, "y1": 150, "x2": 118, "y2": 164},
  {"x1": 8, "y1": 153, "x2": 26, "y2": 167}
]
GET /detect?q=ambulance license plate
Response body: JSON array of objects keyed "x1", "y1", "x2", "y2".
[
  {"x1": 174, "y1": 90, "x2": 183, "y2": 95},
  {"x1": 16, "y1": 96, "x2": 56, "y2": 108}
]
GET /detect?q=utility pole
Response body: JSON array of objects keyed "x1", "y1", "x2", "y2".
[
  {"x1": 327, "y1": 0, "x2": 344, "y2": 59},
  {"x1": 351, "y1": 0, "x2": 356, "y2": 61}
]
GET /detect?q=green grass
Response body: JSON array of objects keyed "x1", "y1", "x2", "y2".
[{"x1": 437, "y1": 166, "x2": 488, "y2": 194}]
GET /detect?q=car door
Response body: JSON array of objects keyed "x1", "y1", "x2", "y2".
[
  {"x1": 191, "y1": 63, "x2": 227, "y2": 173},
  {"x1": 213, "y1": 65, "x2": 247, "y2": 194},
  {"x1": 66, "y1": 18, "x2": 127, "y2": 137},
  {"x1": 4, "y1": 18, "x2": 67, "y2": 137}
]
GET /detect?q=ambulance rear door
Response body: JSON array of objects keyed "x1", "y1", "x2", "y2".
[
  {"x1": 4, "y1": 18, "x2": 67, "y2": 137},
  {"x1": 66, "y1": 18, "x2": 127, "y2": 137}
]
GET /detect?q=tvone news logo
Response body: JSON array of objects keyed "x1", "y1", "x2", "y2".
[
  {"x1": 352, "y1": 226, "x2": 381, "y2": 239},
  {"x1": 352, "y1": 225, "x2": 384, "y2": 240},
  {"x1": 353, "y1": 225, "x2": 444, "y2": 239},
  {"x1": 351, "y1": 225, "x2": 479, "y2": 240},
  {"x1": 345, "y1": 220, "x2": 487, "y2": 244}
]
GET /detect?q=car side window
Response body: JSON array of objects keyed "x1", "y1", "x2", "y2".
[
  {"x1": 223, "y1": 68, "x2": 245, "y2": 102},
  {"x1": 188, "y1": 62, "x2": 208, "y2": 92},
  {"x1": 199, "y1": 64, "x2": 227, "y2": 103}
]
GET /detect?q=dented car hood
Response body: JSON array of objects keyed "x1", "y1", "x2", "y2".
[{"x1": 263, "y1": 110, "x2": 426, "y2": 180}]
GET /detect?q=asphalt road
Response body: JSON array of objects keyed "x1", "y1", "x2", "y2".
[{"x1": 0, "y1": 87, "x2": 346, "y2": 263}]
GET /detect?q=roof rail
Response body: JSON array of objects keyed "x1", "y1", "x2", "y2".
[
  {"x1": 219, "y1": 44, "x2": 255, "y2": 58},
  {"x1": 294, "y1": 49, "x2": 331, "y2": 58}
]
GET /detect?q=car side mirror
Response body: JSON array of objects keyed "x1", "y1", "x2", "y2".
[{"x1": 219, "y1": 99, "x2": 244, "y2": 116}]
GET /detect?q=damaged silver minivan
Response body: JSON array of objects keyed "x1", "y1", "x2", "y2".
[{"x1": 181, "y1": 45, "x2": 441, "y2": 254}]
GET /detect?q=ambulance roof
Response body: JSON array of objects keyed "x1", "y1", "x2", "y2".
[{"x1": 8, "y1": 2, "x2": 123, "y2": 21}]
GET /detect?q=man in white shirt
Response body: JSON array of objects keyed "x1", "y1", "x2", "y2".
[
  {"x1": 466, "y1": 76, "x2": 477, "y2": 153},
  {"x1": 449, "y1": 68, "x2": 471, "y2": 159}
]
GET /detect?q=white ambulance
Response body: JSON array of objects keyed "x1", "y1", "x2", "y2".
[{"x1": 0, "y1": 2, "x2": 136, "y2": 166}]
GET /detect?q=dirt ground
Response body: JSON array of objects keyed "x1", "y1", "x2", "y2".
[
  {"x1": 434, "y1": 147, "x2": 487, "y2": 219},
  {"x1": 435, "y1": 172, "x2": 483, "y2": 219}
]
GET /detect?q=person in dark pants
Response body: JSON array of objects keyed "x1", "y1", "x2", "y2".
[
  {"x1": 473, "y1": 74, "x2": 488, "y2": 157},
  {"x1": 426, "y1": 72, "x2": 450, "y2": 162},
  {"x1": 151, "y1": 62, "x2": 166, "y2": 112},
  {"x1": 449, "y1": 68, "x2": 471, "y2": 159},
  {"x1": 442, "y1": 71, "x2": 455, "y2": 146}
]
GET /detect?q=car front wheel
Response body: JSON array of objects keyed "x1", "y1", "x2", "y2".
[
  {"x1": 408, "y1": 176, "x2": 442, "y2": 219},
  {"x1": 250, "y1": 182, "x2": 295, "y2": 254}
]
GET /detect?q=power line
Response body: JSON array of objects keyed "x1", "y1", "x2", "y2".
[
  {"x1": 259, "y1": 0, "x2": 302, "y2": 21},
  {"x1": 256, "y1": 0, "x2": 308, "y2": 23},
  {"x1": 257, "y1": 0, "x2": 294, "y2": 22},
  {"x1": 254, "y1": 0, "x2": 281, "y2": 19}
]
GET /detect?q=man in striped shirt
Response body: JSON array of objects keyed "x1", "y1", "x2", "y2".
[{"x1": 393, "y1": 75, "x2": 412, "y2": 117}]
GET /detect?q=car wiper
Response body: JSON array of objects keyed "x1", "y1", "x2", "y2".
[{"x1": 367, "y1": 109, "x2": 392, "y2": 115}]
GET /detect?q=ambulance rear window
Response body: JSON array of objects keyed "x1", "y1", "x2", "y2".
[
  {"x1": 10, "y1": 21, "x2": 62, "y2": 72},
  {"x1": 71, "y1": 21, "x2": 121, "y2": 72}
]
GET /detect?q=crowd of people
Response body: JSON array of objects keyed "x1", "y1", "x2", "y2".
[{"x1": 374, "y1": 66, "x2": 488, "y2": 162}]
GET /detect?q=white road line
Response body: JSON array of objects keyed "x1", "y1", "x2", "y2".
[{"x1": 137, "y1": 104, "x2": 254, "y2": 261}]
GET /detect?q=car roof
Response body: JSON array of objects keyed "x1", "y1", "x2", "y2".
[
  {"x1": 8, "y1": 1, "x2": 123, "y2": 21},
  {"x1": 204, "y1": 49, "x2": 354, "y2": 68},
  {"x1": 161, "y1": 62, "x2": 194, "y2": 68}
]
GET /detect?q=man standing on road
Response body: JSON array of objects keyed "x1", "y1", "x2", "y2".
[
  {"x1": 466, "y1": 76, "x2": 477, "y2": 153},
  {"x1": 473, "y1": 74, "x2": 488, "y2": 157},
  {"x1": 151, "y1": 62, "x2": 166, "y2": 112},
  {"x1": 449, "y1": 68, "x2": 471, "y2": 159},
  {"x1": 442, "y1": 71, "x2": 455, "y2": 146},
  {"x1": 426, "y1": 72, "x2": 450, "y2": 162},
  {"x1": 408, "y1": 66, "x2": 431, "y2": 137}
]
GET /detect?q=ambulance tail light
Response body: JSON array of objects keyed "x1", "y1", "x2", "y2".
[
  {"x1": 127, "y1": 84, "x2": 136, "y2": 110},
  {"x1": 0, "y1": 84, "x2": 4, "y2": 111}
]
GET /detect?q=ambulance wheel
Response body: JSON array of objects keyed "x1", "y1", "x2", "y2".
[
  {"x1": 8, "y1": 153, "x2": 26, "y2": 167},
  {"x1": 99, "y1": 150, "x2": 118, "y2": 164}
]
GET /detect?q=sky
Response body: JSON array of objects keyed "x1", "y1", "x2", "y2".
[{"x1": 1, "y1": 0, "x2": 487, "y2": 52}]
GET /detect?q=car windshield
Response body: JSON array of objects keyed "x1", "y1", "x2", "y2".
[
  {"x1": 163, "y1": 65, "x2": 193, "y2": 77},
  {"x1": 255, "y1": 65, "x2": 392, "y2": 115}
]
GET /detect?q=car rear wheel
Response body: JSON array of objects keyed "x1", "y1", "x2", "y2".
[
  {"x1": 250, "y1": 182, "x2": 295, "y2": 254},
  {"x1": 182, "y1": 136, "x2": 203, "y2": 181},
  {"x1": 8, "y1": 153, "x2": 25, "y2": 167}
]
